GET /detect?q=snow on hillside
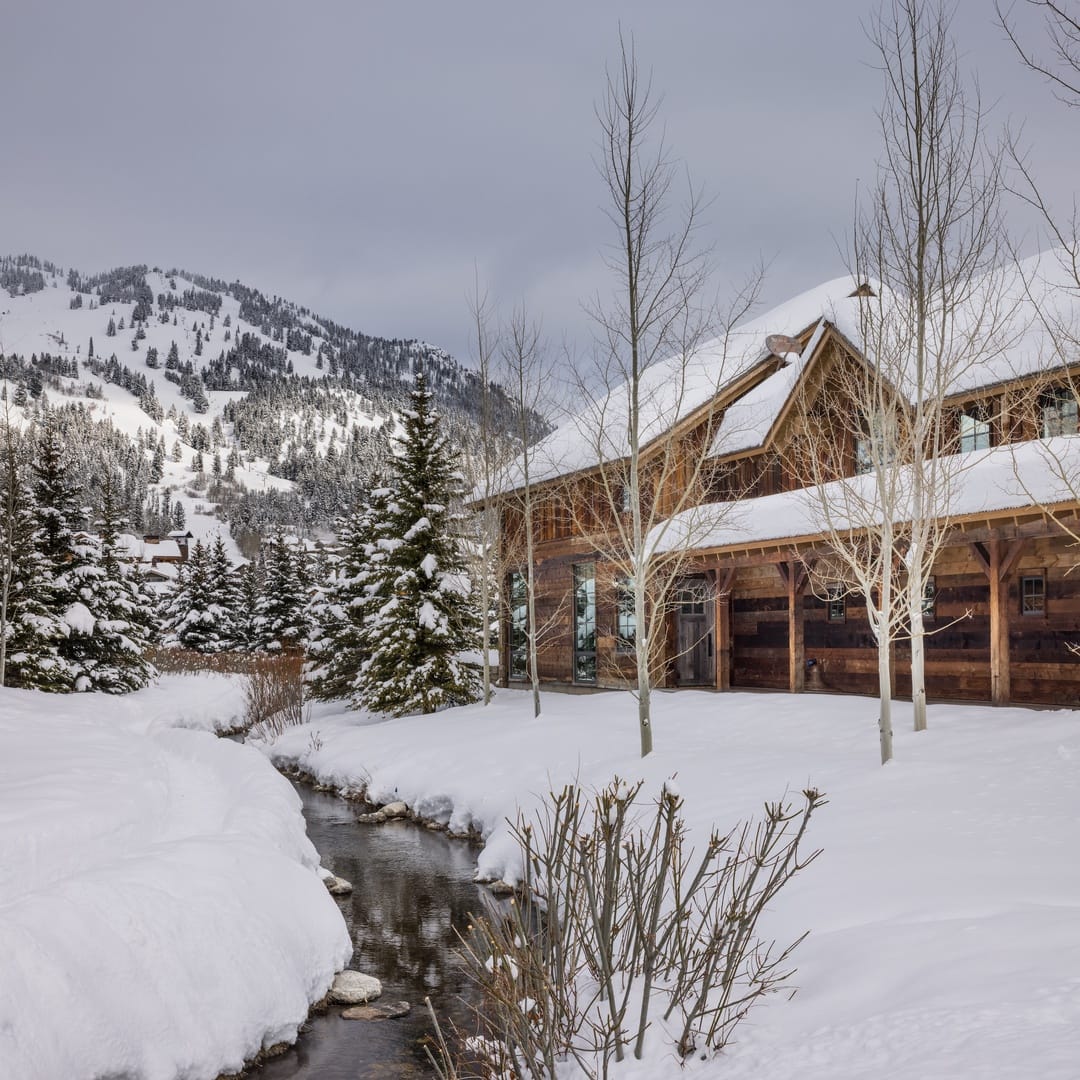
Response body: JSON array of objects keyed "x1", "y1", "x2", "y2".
[
  {"x1": 0, "y1": 263, "x2": 399, "y2": 547},
  {"x1": 0, "y1": 675, "x2": 353, "y2": 1080},
  {"x1": 266, "y1": 689, "x2": 1080, "y2": 1080}
]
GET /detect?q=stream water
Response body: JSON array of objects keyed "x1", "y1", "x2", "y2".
[{"x1": 252, "y1": 783, "x2": 487, "y2": 1079}]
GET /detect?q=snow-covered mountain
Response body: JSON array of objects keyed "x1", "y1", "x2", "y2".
[{"x1": 0, "y1": 254, "x2": 530, "y2": 552}]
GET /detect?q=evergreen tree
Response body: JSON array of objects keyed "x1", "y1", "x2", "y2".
[
  {"x1": 0, "y1": 424, "x2": 65, "y2": 689},
  {"x1": 306, "y1": 487, "x2": 392, "y2": 702},
  {"x1": 207, "y1": 533, "x2": 242, "y2": 650},
  {"x1": 234, "y1": 558, "x2": 264, "y2": 649},
  {"x1": 83, "y1": 471, "x2": 157, "y2": 691},
  {"x1": 162, "y1": 540, "x2": 220, "y2": 651},
  {"x1": 353, "y1": 375, "x2": 482, "y2": 715},
  {"x1": 254, "y1": 531, "x2": 310, "y2": 650}
]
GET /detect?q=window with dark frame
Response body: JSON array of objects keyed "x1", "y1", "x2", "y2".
[
  {"x1": 615, "y1": 576, "x2": 636, "y2": 652},
  {"x1": 922, "y1": 575, "x2": 936, "y2": 620},
  {"x1": 1040, "y1": 388, "x2": 1079, "y2": 438},
  {"x1": 1021, "y1": 573, "x2": 1046, "y2": 616},
  {"x1": 507, "y1": 571, "x2": 528, "y2": 680},
  {"x1": 573, "y1": 562, "x2": 597, "y2": 683},
  {"x1": 959, "y1": 405, "x2": 992, "y2": 452},
  {"x1": 827, "y1": 583, "x2": 846, "y2": 622}
]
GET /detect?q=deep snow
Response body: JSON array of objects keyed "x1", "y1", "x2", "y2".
[
  {"x1": 266, "y1": 688, "x2": 1080, "y2": 1079},
  {"x1": 0, "y1": 675, "x2": 352, "y2": 1080}
]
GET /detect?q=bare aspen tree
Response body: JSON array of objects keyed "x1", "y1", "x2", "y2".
[
  {"x1": 583, "y1": 32, "x2": 761, "y2": 757},
  {"x1": 467, "y1": 278, "x2": 503, "y2": 706},
  {"x1": 501, "y1": 305, "x2": 563, "y2": 718},
  {"x1": 857, "y1": 0, "x2": 1008, "y2": 735},
  {"x1": 791, "y1": 327, "x2": 910, "y2": 765}
]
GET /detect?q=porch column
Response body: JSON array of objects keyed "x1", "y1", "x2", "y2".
[
  {"x1": 714, "y1": 568, "x2": 734, "y2": 691},
  {"x1": 971, "y1": 535, "x2": 1027, "y2": 705},
  {"x1": 777, "y1": 558, "x2": 808, "y2": 693}
]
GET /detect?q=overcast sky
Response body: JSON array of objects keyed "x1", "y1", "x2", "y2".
[{"x1": 3, "y1": 1, "x2": 1078, "y2": 366}]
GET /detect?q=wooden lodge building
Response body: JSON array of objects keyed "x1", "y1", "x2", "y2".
[{"x1": 492, "y1": 258, "x2": 1080, "y2": 707}]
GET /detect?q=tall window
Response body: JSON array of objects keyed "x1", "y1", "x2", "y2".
[
  {"x1": 827, "y1": 583, "x2": 846, "y2": 622},
  {"x1": 507, "y1": 572, "x2": 528, "y2": 680},
  {"x1": 959, "y1": 405, "x2": 992, "y2": 452},
  {"x1": 1040, "y1": 388, "x2": 1078, "y2": 438},
  {"x1": 922, "y1": 575, "x2": 936, "y2": 620},
  {"x1": 616, "y1": 576, "x2": 636, "y2": 652},
  {"x1": 573, "y1": 563, "x2": 597, "y2": 683}
]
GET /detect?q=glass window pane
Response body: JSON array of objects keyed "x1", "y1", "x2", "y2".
[
  {"x1": 617, "y1": 576, "x2": 636, "y2": 651},
  {"x1": 573, "y1": 563, "x2": 597, "y2": 682}
]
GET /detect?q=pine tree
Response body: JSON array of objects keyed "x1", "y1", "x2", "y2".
[
  {"x1": 162, "y1": 540, "x2": 222, "y2": 651},
  {"x1": 307, "y1": 487, "x2": 392, "y2": 702},
  {"x1": 82, "y1": 471, "x2": 157, "y2": 692},
  {"x1": 207, "y1": 533, "x2": 242, "y2": 650},
  {"x1": 353, "y1": 374, "x2": 482, "y2": 715},
  {"x1": 0, "y1": 423, "x2": 65, "y2": 689},
  {"x1": 234, "y1": 559, "x2": 264, "y2": 649},
  {"x1": 254, "y1": 531, "x2": 310, "y2": 651}
]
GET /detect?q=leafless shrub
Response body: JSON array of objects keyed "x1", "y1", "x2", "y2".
[
  {"x1": 245, "y1": 652, "x2": 309, "y2": 738},
  {"x1": 431, "y1": 779, "x2": 824, "y2": 1079}
]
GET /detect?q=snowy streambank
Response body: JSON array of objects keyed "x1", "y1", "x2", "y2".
[
  {"x1": 0, "y1": 678, "x2": 352, "y2": 1080},
  {"x1": 267, "y1": 689, "x2": 1080, "y2": 1079}
]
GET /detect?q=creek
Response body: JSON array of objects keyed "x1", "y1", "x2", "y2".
[{"x1": 252, "y1": 783, "x2": 486, "y2": 1079}]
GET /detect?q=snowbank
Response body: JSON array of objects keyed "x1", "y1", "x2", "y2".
[
  {"x1": 0, "y1": 680, "x2": 352, "y2": 1080},
  {"x1": 267, "y1": 689, "x2": 1080, "y2": 1080}
]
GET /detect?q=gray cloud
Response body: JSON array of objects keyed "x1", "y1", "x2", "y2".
[{"x1": 2, "y1": 1, "x2": 1078, "y2": 364}]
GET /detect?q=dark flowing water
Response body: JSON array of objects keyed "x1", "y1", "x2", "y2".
[{"x1": 253, "y1": 784, "x2": 486, "y2": 1079}]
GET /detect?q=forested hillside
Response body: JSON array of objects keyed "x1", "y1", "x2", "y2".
[{"x1": 0, "y1": 254, "x2": 541, "y2": 546}]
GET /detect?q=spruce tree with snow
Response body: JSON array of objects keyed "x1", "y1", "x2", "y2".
[
  {"x1": 207, "y1": 534, "x2": 242, "y2": 650},
  {"x1": 254, "y1": 531, "x2": 310, "y2": 651},
  {"x1": 162, "y1": 539, "x2": 232, "y2": 652},
  {"x1": 307, "y1": 486, "x2": 393, "y2": 703},
  {"x1": 82, "y1": 471, "x2": 157, "y2": 692},
  {"x1": 354, "y1": 374, "x2": 482, "y2": 715},
  {"x1": 0, "y1": 424, "x2": 65, "y2": 689},
  {"x1": 233, "y1": 558, "x2": 264, "y2": 649}
]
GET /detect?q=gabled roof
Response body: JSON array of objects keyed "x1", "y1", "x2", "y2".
[
  {"x1": 494, "y1": 274, "x2": 868, "y2": 495},
  {"x1": 496, "y1": 249, "x2": 1080, "y2": 495}
]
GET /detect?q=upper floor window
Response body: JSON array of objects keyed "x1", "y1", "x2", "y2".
[
  {"x1": 854, "y1": 411, "x2": 894, "y2": 475},
  {"x1": 959, "y1": 405, "x2": 992, "y2": 453},
  {"x1": 827, "y1": 583, "x2": 846, "y2": 622},
  {"x1": 1040, "y1": 388, "x2": 1078, "y2": 438},
  {"x1": 922, "y1": 575, "x2": 936, "y2": 620}
]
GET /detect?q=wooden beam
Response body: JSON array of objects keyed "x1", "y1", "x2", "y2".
[
  {"x1": 998, "y1": 537, "x2": 1029, "y2": 581},
  {"x1": 713, "y1": 568, "x2": 733, "y2": 691},
  {"x1": 989, "y1": 537, "x2": 1011, "y2": 705},
  {"x1": 786, "y1": 557, "x2": 806, "y2": 693},
  {"x1": 970, "y1": 541, "x2": 991, "y2": 578}
]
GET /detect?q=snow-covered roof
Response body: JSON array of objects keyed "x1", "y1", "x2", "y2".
[
  {"x1": 495, "y1": 274, "x2": 868, "y2": 495},
  {"x1": 652, "y1": 434, "x2": 1080, "y2": 556},
  {"x1": 498, "y1": 251, "x2": 1080, "y2": 493},
  {"x1": 708, "y1": 251, "x2": 1080, "y2": 461}
]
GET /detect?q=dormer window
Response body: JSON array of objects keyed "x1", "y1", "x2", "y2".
[
  {"x1": 1040, "y1": 388, "x2": 1078, "y2": 438},
  {"x1": 959, "y1": 404, "x2": 992, "y2": 452}
]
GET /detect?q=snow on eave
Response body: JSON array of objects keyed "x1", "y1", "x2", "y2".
[
  {"x1": 651, "y1": 435, "x2": 1080, "y2": 557},
  {"x1": 488, "y1": 274, "x2": 868, "y2": 501}
]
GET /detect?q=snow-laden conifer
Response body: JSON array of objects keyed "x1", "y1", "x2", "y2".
[
  {"x1": 353, "y1": 374, "x2": 482, "y2": 715},
  {"x1": 307, "y1": 486, "x2": 392, "y2": 702},
  {"x1": 254, "y1": 531, "x2": 310, "y2": 651}
]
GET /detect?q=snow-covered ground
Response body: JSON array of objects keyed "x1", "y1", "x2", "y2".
[
  {"x1": 267, "y1": 688, "x2": 1080, "y2": 1079},
  {"x1": 0, "y1": 675, "x2": 352, "y2": 1080}
]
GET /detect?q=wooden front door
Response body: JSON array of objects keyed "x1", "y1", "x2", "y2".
[{"x1": 675, "y1": 577, "x2": 714, "y2": 686}]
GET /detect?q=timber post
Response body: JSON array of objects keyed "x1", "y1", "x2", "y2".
[
  {"x1": 777, "y1": 557, "x2": 808, "y2": 693},
  {"x1": 971, "y1": 534, "x2": 1028, "y2": 706},
  {"x1": 713, "y1": 567, "x2": 735, "y2": 690}
]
